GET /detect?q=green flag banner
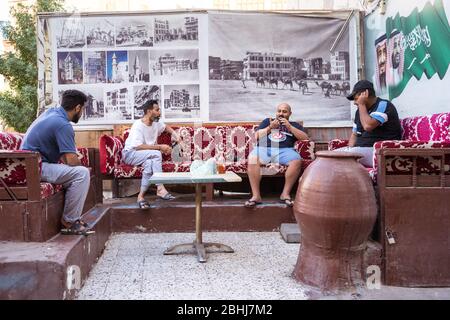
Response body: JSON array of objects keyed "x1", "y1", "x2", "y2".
[{"x1": 385, "y1": 0, "x2": 450, "y2": 100}]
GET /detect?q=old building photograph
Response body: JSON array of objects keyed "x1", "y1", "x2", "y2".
[
  {"x1": 163, "y1": 84, "x2": 200, "y2": 119},
  {"x1": 86, "y1": 18, "x2": 115, "y2": 48},
  {"x1": 107, "y1": 51, "x2": 128, "y2": 83},
  {"x1": 208, "y1": 12, "x2": 351, "y2": 126},
  {"x1": 128, "y1": 51, "x2": 150, "y2": 83},
  {"x1": 153, "y1": 15, "x2": 199, "y2": 47},
  {"x1": 115, "y1": 18, "x2": 153, "y2": 47},
  {"x1": 150, "y1": 49, "x2": 199, "y2": 82},
  {"x1": 133, "y1": 85, "x2": 160, "y2": 118},
  {"x1": 57, "y1": 51, "x2": 83, "y2": 84},
  {"x1": 83, "y1": 51, "x2": 106, "y2": 84},
  {"x1": 78, "y1": 86, "x2": 105, "y2": 122},
  {"x1": 105, "y1": 87, "x2": 132, "y2": 120},
  {"x1": 54, "y1": 17, "x2": 85, "y2": 48}
]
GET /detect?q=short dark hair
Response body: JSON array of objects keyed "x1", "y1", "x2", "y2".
[
  {"x1": 61, "y1": 90, "x2": 87, "y2": 111},
  {"x1": 142, "y1": 99, "x2": 159, "y2": 115},
  {"x1": 367, "y1": 88, "x2": 376, "y2": 97}
]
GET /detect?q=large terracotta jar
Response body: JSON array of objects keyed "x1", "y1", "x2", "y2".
[{"x1": 293, "y1": 151, "x2": 377, "y2": 292}]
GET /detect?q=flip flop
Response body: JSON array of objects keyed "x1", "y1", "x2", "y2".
[
  {"x1": 244, "y1": 200, "x2": 262, "y2": 208},
  {"x1": 280, "y1": 198, "x2": 294, "y2": 207},
  {"x1": 138, "y1": 200, "x2": 151, "y2": 209},
  {"x1": 158, "y1": 193, "x2": 176, "y2": 200}
]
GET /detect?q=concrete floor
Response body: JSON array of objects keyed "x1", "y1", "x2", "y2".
[{"x1": 76, "y1": 232, "x2": 450, "y2": 300}]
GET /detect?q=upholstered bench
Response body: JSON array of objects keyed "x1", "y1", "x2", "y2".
[
  {"x1": 0, "y1": 132, "x2": 102, "y2": 241},
  {"x1": 99, "y1": 123, "x2": 315, "y2": 198},
  {"x1": 328, "y1": 112, "x2": 450, "y2": 182}
]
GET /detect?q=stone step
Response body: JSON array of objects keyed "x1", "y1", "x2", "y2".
[
  {"x1": 0, "y1": 205, "x2": 111, "y2": 300},
  {"x1": 280, "y1": 223, "x2": 301, "y2": 243}
]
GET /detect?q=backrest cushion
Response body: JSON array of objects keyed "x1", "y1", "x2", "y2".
[
  {"x1": 401, "y1": 112, "x2": 450, "y2": 142},
  {"x1": 0, "y1": 132, "x2": 23, "y2": 150},
  {"x1": 99, "y1": 135, "x2": 124, "y2": 175},
  {"x1": 122, "y1": 123, "x2": 314, "y2": 165}
]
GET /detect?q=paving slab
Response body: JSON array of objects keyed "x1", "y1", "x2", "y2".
[{"x1": 76, "y1": 232, "x2": 450, "y2": 300}]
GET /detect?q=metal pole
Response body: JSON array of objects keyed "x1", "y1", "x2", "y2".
[{"x1": 195, "y1": 183, "x2": 202, "y2": 244}]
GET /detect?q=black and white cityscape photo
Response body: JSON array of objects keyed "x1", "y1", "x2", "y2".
[
  {"x1": 54, "y1": 17, "x2": 85, "y2": 48},
  {"x1": 115, "y1": 18, "x2": 153, "y2": 47},
  {"x1": 86, "y1": 18, "x2": 115, "y2": 48},
  {"x1": 153, "y1": 15, "x2": 198, "y2": 47},
  {"x1": 79, "y1": 86, "x2": 105, "y2": 122},
  {"x1": 150, "y1": 49, "x2": 199, "y2": 82},
  {"x1": 208, "y1": 13, "x2": 352, "y2": 126},
  {"x1": 104, "y1": 87, "x2": 132, "y2": 120},
  {"x1": 133, "y1": 85, "x2": 160, "y2": 118},
  {"x1": 164, "y1": 85, "x2": 200, "y2": 119}
]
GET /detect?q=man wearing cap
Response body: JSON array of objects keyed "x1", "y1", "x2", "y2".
[{"x1": 337, "y1": 80, "x2": 402, "y2": 167}]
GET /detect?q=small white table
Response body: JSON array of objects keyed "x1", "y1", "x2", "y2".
[{"x1": 148, "y1": 172, "x2": 242, "y2": 263}]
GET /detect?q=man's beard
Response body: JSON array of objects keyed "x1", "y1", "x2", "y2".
[
  {"x1": 153, "y1": 116, "x2": 160, "y2": 122},
  {"x1": 72, "y1": 111, "x2": 82, "y2": 124},
  {"x1": 392, "y1": 54, "x2": 400, "y2": 69}
]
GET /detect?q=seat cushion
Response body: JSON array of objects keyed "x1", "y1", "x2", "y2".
[
  {"x1": 40, "y1": 183, "x2": 63, "y2": 199},
  {"x1": 113, "y1": 164, "x2": 144, "y2": 178}
]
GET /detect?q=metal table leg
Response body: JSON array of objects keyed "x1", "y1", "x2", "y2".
[{"x1": 164, "y1": 183, "x2": 234, "y2": 262}]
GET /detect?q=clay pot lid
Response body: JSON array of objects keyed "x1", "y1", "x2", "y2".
[{"x1": 315, "y1": 150, "x2": 363, "y2": 159}]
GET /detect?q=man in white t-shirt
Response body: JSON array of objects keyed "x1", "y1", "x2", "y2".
[{"x1": 122, "y1": 100, "x2": 181, "y2": 208}]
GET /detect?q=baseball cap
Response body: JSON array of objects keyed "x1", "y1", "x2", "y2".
[{"x1": 346, "y1": 80, "x2": 374, "y2": 101}]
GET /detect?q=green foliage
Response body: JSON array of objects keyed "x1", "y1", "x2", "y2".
[{"x1": 0, "y1": 0, "x2": 64, "y2": 132}]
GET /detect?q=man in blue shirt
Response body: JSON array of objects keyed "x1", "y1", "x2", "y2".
[
  {"x1": 245, "y1": 103, "x2": 309, "y2": 208},
  {"x1": 337, "y1": 80, "x2": 402, "y2": 167},
  {"x1": 21, "y1": 90, "x2": 92, "y2": 235}
]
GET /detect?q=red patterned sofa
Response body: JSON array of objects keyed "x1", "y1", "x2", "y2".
[
  {"x1": 328, "y1": 112, "x2": 450, "y2": 182},
  {"x1": 0, "y1": 132, "x2": 103, "y2": 242},
  {"x1": 99, "y1": 124, "x2": 315, "y2": 197}
]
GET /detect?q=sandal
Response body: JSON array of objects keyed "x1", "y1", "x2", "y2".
[
  {"x1": 138, "y1": 200, "x2": 151, "y2": 209},
  {"x1": 280, "y1": 198, "x2": 294, "y2": 207},
  {"x1": 158, "y1": 193, "x2": 176, "y2": 201},
  {"x1": 61, "y1": 218, "x2": 90, "y2": 229},
  {"x1": 61, "y1": 220, "x2": 95, "y2": 236},
  {"x1": 244, "y1": 199, "x2": 262, "y2": 208}
]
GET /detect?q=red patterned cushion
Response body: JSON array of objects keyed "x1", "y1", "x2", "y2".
[
  {"x1": 401, "y1": 112, "x2": 450, "y2": 142},
  {"x1": 76, "y1": 148, "x2": 90, "y2": 167},
  {"x1": 162, "y1": 162, "x2": 192, "y2": 173},
  {"x1": 115, "y1": 124, "x2": 312, "y2": 176},
  {"x1": 0, "y1": 150, "x2": 41, "y2": 186},
  {"x1": 373, "y1": 140, "x2": 450, "y2": 177},
  {"x1": 295, "y1": 140, "x2": 315, "y2": 160},
  {"x1": 328, "y1": 139, "x2": 349, "y2": 151},
  {"x1": 40, "y1": 183, "x2": 63, "y2": 199},
  {"x1": 0, "y1": 132, "x2": 23, "y2": 150},
  {"x1": 99, "y1": 135, "x2": 124, "y2": 175}
]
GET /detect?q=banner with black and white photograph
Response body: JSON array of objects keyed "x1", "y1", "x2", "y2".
[
  {"x1": 208, "y1": 12, "x2": 352, "y2": 126},
  {"x1": 38, "y1": 11, "x2": 356, "y2": 126}
]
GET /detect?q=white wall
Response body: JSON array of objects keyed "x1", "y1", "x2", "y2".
[{"x1": 364, "y1": 0, "x2": 450, "y2": 118}]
